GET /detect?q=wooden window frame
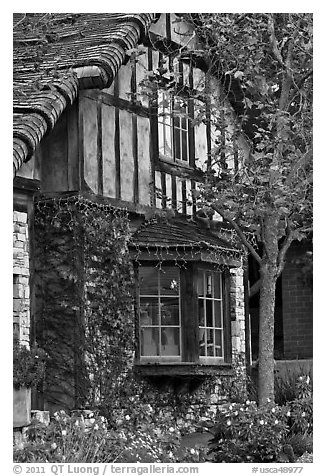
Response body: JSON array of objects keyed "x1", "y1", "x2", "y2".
[
  {"x1": 135, "y1": 262, "x2": 232, "y2": 367},
  {"x1": 157, "y1": 91, "x2": 194, "y2": 169}
]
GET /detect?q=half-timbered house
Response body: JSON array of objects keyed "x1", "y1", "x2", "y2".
[{"x1": 14, "y1": 13, "x2": 311, "y2": 425}]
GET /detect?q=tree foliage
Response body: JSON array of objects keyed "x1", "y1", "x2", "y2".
[{"x1": 178, "y1": 13, "x2": 313, "y2": 405}]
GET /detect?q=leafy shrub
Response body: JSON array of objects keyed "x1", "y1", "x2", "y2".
[
  {"x1": 284, "y1": 375, "x2": 313, "y2": 436},
  {"x1": 13, "y1": 341, "x2": 47, "y2": 389},
  {"x1": 208, "y1": 401, "x2": 289, "y2": 463},
  {"x1": 284, "y1": 433, "x2": 313, "y2": 457},
  {"x1": 275, "y1": 367, "x2": 313, "y2": 405}
]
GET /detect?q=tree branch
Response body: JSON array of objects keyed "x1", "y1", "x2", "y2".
[
  {"x1": 210, "y1": 203, "x2": 262, "y2": 265},
  {"x1": 285, "y1": 148, "x2": 313, "y2": 185},
  {"x1": 267, "y1": 14, "x2": 285, "y2": 67},
  {"x1": 277, "y1": 228, "x2": 295, "y2": 276},
  {"x1": 287, "y1": 69, "x2": 313, "y2": 109}
]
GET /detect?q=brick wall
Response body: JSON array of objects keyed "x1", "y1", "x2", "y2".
[
  {"x1": 282, "y1": 242, "x2": 313, "y2": 359},
  {"x1": 13, "y1": 211, "x2": 30, "y2": 347}
]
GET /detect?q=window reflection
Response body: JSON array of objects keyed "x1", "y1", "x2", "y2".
[{"x1": 139, "y1": 266, "x2": 181, "y2": 358}]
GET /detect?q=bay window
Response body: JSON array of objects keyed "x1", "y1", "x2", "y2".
[{"x1": 136, "y1": 263, "x2": 231, "y2": 366}]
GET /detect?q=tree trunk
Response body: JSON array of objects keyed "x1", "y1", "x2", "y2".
[
  {"x1": 258, "y1": 262, "x2": 277, "y2": 405},
  {"x1": 257, "y1": 214, "x2": 279, "y2": 406}
]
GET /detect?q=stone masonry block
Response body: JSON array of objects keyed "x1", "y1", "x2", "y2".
[{"x1": 13, "y1": 211, "x2": 27, "y2": 224}]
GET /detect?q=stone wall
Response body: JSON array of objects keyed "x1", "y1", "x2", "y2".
[{"x1": 13, "y1": 211, "x2": 30, "y2": 347}]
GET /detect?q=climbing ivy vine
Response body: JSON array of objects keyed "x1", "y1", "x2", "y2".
[{"x1": 34, "y1": 195, "x2": 134, "y2": 413}]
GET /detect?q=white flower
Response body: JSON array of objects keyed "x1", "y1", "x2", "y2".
[
  {"x1": 125, "y1": 415, "x2": 131, "y2": 421},
  {"x1": 259, "y1": 420, "x2": 264, "y2": 425},
  {"x1": 287, "y1": 411, "x2": 291, "y2": 417},
  {"x1": 226, "y1": 420, "x2": 231, "y2": 426},
  {"x1": 234, "y1": 411, "x2": 238, "y2": 416},
  {"x1": 267, "y1": 398, "x2": 271, "y2": 403},
  {"x1": 94, "y1": 424, "x2": 99, "y2": 430},
  {"x1": 190, "y1": 448, "x2": 196, "y2": 455},
  {"x1": 229, "y1": 405, "x2": 233, "y2": 410},
  {"x1": 274, "y1": 420, "x2": 279, "y2": 425},
  {"x1": 89, "y1": 418, "x2": 95, "y2": 424},
  {"x1": 245, "y1": 400, "x2": 251, "y2": 405},
  {"x1": 169, "y1": 427, "x2": 175, "y2": 432},
  {"x1": 271, "y1": 408, "x2": 275, "y2": 413},
  {"x1": 51, "y1": 443, "x2": 57, "y2": 450},
  {"x1": 302, "y1": 412, "x2": 306, "y2": 417},
  {"x1": 61, "y1": 430, "x2": 67, "y2": 436},
  {"x1": 170, "y1": 280, "x2": 178, "y2": 290}
]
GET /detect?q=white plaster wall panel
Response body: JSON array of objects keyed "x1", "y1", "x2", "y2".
[
  {"x1": 186, "y1": 179, "x2": 192, "y2": 216},
  {"x1": 165, "y1": 173, "x2": 173, "y2": 208},
  {"x1": 155, "y1": 170, "x2": 162, "y2": 209},
  {"x1": 151, "y1": 50, "x2": 160, "y2": 72},
  {"x1": 137, "y1": 116, "x2": 151, "y2": 206},
  {"x1": 102, "y1": 80, "x2": 115, "y2": 96},
  {"x1": 119, "y1": 109, "x2": 134, "y2": 202},
  {"x1": 102, "y1": 103, "x2": 116, "y2": 198},
  {"x1": 136, "y1": 49, "x2": 150, "y2": 107},
  {"x1": 176, "y1": 176, "x2": 183, "y2": 213},
  {"x1": 82, "y1": 97, "x2": 99, "y2": 194},
  {"x1": 193, "y1": 67, "x2": 205, "y2": 92},
  {"x1": 183, "y1": 62, "x2": 190, "y2": 88},
  {"x1": 149, "y1": 14, "x2": 166, "y2": 37},
  {"x1": 118, "y1": 62, "x2": 132, "y2": 101},
  {"x1": 16, "y1": 152, "x2": 41, "y2": 181},
  {"x1": 170, "y1": 14, "x2": 197, "y2": 49},
  {"x1": 194, "y1": 119, "x2": 208, "y2": 172}
]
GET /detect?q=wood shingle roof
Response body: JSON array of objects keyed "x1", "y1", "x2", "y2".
[{"x1": 13, "y1": 13, "x2": 158, "y2": 175}]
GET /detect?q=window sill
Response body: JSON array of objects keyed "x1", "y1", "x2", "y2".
[
  {"x1": 159, "y1": 155, "x2": 194, "y2": 171},
  {"x1": 134, "y1": 362, "x2": 233, "y2": 377}
]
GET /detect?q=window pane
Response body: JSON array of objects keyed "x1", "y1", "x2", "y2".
[
  {"x1": 181, "y1": 117, "x2": 187, "y2": 130},
  {"x1": 207, "y1": 329, "x2": 214, "y2": 356},
  {"x1": 199, "y1": 328, "x2": 206, "y2": 356},
  {"x1": 158, "y1": 122, "x2": 165, "y2": 156},
  {"x1": 214, "y1": 301, "x2": 223, "y2": 328},
  {"x1": 206, "y1": 300, "x2": 213, "y2": 327},
  {"x1": 198, "y1": 272, "x2": 204, "y2": 297},
  {"x1": 160, "y1": 267, "x2": 179, "y2": 295},
  {"x1": 206, "y1": 272, "x2": 213, "y2": 297},
  {"x1": 139, "y1": 267, "x2": 158, "y2": 295},
  {"x1": 198, "y1": 299, "x2": 205, "y2": 326},
  {"x1": 140, "y1": 298, "x2": 159, "y2": 325},
  {"x1": 182, "y1": 130, "x2": 188, "y2": 162},
  {"x1": 214, "y1": 330, "x2": 223, "y2": 357},
  {"x1": 174, "y1": 127, "x2": 181, "y2": 160},
  {"x1": 161, "y1": 327, "x2": 180, "y2": 356},
  {"x1": 213, "y1": 272, "x2": 222, "y2": 299},
  {"x1": 174, "y1": 116, "x2": 181, "y2": 128},
  {"x1": 160, "y1": 298, "x2": 180, "y2": 325},
  {"x1": 141, "y1": 328, "x2": 159, "y2": 356},
  {"x1": 164, "y1": 124, "x2": 173, "y2": 156}
]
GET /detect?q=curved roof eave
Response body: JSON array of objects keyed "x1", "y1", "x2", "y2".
[{"x1": 13, "y1": 13, "x2": 158, "y2": 177}]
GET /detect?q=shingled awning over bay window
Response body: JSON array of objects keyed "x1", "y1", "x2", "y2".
[{"x1": 130, "y1": 215, "x2": 243, "y2": 267}]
